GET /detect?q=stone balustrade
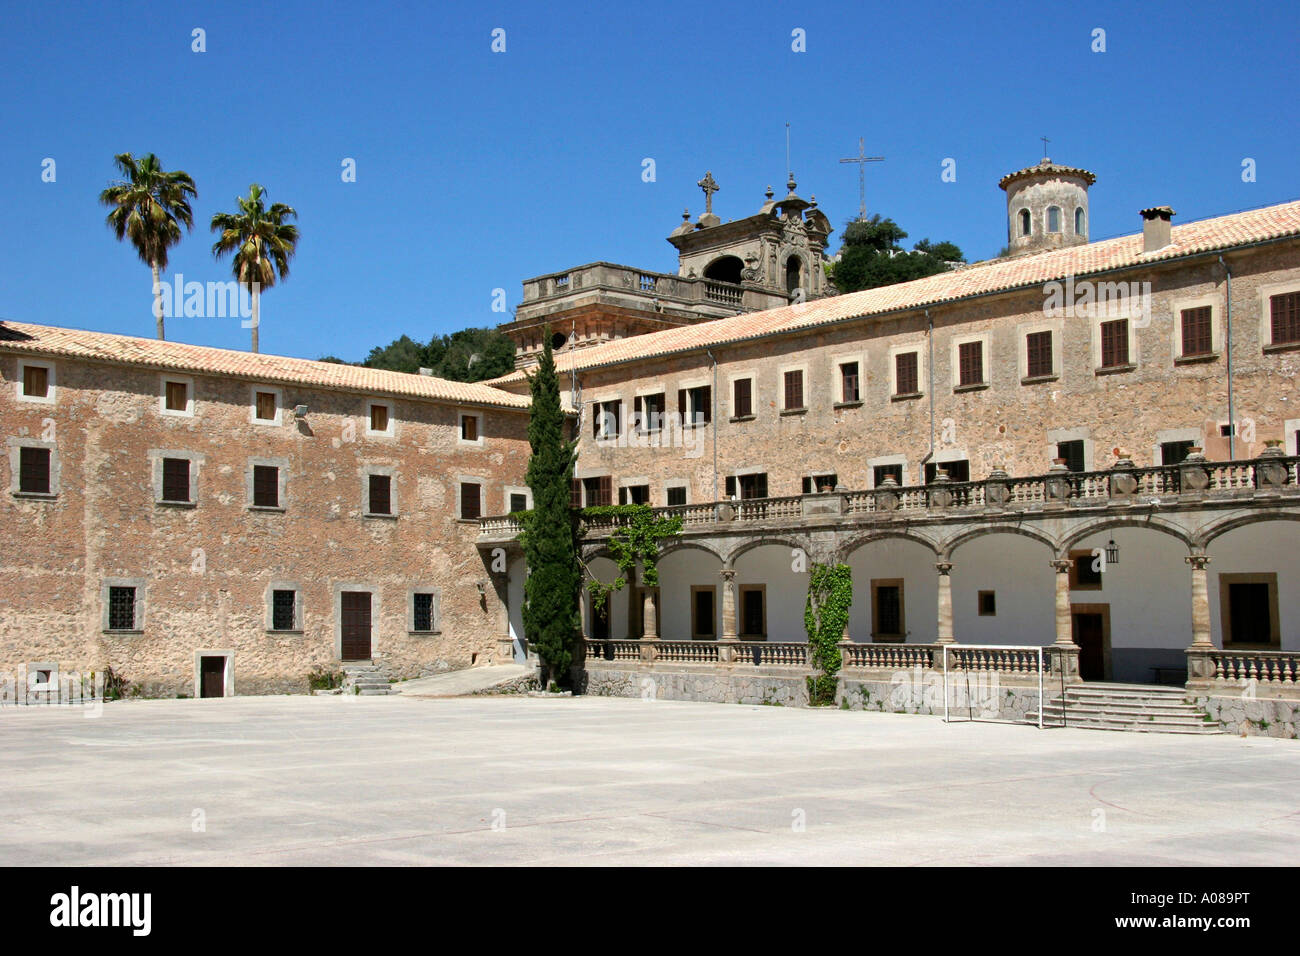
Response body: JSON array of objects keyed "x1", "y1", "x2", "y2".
[
  {"x1": 1188, "y1": 647, "x2": 1300, "y2": 699},
  {"x1": 479, "y1": 453, "x2": 1300, "y2": 543}
]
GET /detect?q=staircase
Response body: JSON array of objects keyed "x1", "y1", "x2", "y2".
[
  {"x1": 341, "y1": 661, "x2": 394, "y2": 696},
  {"x1": 1028, "y1": 684, "x2": 1223, "y2": 734}
]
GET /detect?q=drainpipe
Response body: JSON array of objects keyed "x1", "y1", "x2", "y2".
[
  {"x1": 919, "y1": 308, "x2": 935, "y2": 480},
  {"x1": 1219, "y1": 256, "x2": 1235, "y2": 459},
  {"x1": 706, "y1": 348, "x2": 718, "y2": 502}
]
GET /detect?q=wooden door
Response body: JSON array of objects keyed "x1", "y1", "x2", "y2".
[
  {"x1": 200, "y1": 656, "x2": 225, "y2": 698},
  {"x1": 341, "y1": 591, "x2": 372, "y2": 661},
  {"x1": 1073, "y1": 612, "x2": 1106, "y2": 681}
]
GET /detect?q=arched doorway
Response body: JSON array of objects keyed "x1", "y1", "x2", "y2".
[
  {"x1": 703, "y1": 256, "x2": 743, "y2": 284},
  {"x1": 785, "y1": 255, "x2": 802, "y2": 296}
]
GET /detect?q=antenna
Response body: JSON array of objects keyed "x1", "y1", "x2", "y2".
[{"x1": 785, "y1": 122, "x2": 791, "y2": 179}]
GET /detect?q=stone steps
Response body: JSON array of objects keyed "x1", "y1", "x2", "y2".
[
  {"x1": 341, "y1": 662, "x2": 394, "y2": 696},
  {"x1": 1026, "y1": 683, "x2": 1224, "y2": 734}
]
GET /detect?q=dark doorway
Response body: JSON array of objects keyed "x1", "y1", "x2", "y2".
[
  {"x1": 1226, "y1": 581, "x2": 1272, "y2": 644},
  {"x1": 341, "y1": 591, "x2": 373, "y2": 661},
  {"x1": 925, "y1": 460, "x2": 970, "y2": 483},
  {"x1": 703, "y1": 256, "x2": 743, "y2": 284},
  {"x1": 590, "y1": 598, "x2": 610, "y2": 640},
  {"x1": 785, "y1": 256, "x2": 802, "y2": 296},
  {"x1": 740, "y1": 586, "x2": 766, "y2": 638},
  {"x1": 1072, "y1": 609, "x2": 1108, "y2": 681},
  {"x1": 200, "y1": 656, "x2": 226, "y2": 698}
]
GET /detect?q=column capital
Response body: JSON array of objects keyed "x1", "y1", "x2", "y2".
[
  {"x1": 1185, "y1": 554, "x2": 1211, "y2": 571},
  {"x1": 935, "y1": 561, "x2": 953, "y2": 575},
  {"x1": 719, "y1": 568, "x2": 736, "y2": 582},
  {"x1": 1050, "y1": 559, "x2": 1072, "y2": 574}
]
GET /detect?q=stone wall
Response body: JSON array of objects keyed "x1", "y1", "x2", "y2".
[
  {"x1": 0, "y1": 354, "x2": 531, "y2": 696},
  {"x1": 584, "y1": 661, "x2": 809, "y2": 707},
  {"x1": 1194, "y1": 694, "x2": 1300, "y2": 738}
]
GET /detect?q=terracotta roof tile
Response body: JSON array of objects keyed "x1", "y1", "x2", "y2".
[
  {"x1": 0, "y1": 321, "x2": 531, "y2": 410},
  {"x1": 485, "y1": 199, "x2": 1300, "y2": 384}
]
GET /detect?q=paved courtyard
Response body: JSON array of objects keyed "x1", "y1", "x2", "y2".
[{"x1": 2, "y1": 694, "x2": 1298, "y2": 866}]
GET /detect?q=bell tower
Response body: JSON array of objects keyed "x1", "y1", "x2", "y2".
[{"x1": 999, "y1": 157, "x2": 1095, "y2": 257}]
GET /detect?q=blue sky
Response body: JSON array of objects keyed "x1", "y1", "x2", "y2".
[{"x1": 1, "y1": 0, "x2": 1296, "y2": 361}]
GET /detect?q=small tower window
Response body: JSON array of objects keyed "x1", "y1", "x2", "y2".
[
  {"x1": 1075, "y1": 206, "x2": 1085, "y2": 235},
  {"x1": 1047, "y1": 206, "x2": 1061, "y2": 233},
  {"x1": 785, "y1": 256, "x2": 802, "y2": 296},
  {"x1": 1019, "y1": 209, "x2": 1031, "y2": 236}
]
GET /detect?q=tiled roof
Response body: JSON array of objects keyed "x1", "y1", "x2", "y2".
[
  {"x1": 485, "y1": 199, "x2": 1300, "y2": 385},
  {"x1": 0, "y1": 321, "x2": 532, "y2": 410}
]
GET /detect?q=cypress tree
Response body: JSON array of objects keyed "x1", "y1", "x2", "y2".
[{"x1": 521, "y1": 329, "x2": 582, "y2": 689}]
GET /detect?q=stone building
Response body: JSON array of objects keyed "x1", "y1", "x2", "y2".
[
  {"x1": 480, "y1": 161, "x2": 1300, "y2": 731},
  {"x1": 0, "y1": 324, "x2": 530, "y2": 697}
]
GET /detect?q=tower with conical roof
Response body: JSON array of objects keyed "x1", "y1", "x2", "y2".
[{"x1": 999, "y1": 157, "x2": 1095, "y2": 257}]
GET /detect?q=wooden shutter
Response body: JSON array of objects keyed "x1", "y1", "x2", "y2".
[
  {"x1": 22, "y1": 365, "x2": 48, "y2": 398},
  {"x1": 633, "y1": 395, "x2": 643, "y2": 430},
  {"x1": 725, "y1": 475, "x2": 736, "y2": 498},
  {"x1": 460, "y1": 482, "x2": 481, "y2": 519},
  {"x1": 618, "y1": 486, "x2": 628, "y2": 505},
  {"x1": 255, "y1": 391, "x2": 277, "y2": 420},
  {"x1": 165, "y1": 381, "x2": 187, "y2": 411},
  {"x1": 597, "y1": 475, "x2": 611, "y2": 506},
  {"x1": 18, "y1": 447, "x2": 50, "y2": 494},
  {"x1": 958, "y1": 341, "x2": 983, "y2": 386},
  {"x1": 783, "y1": 370, "x2": 803, "y2": 410},
  {"x1": 369, "y1": 474, "x2": 392, "y2": 514},
  {"x1": 677, "y1": 389, "x2": 687, "y2": 421},
  {"x1": 733, "y1": 379, "x2": 752, "y2": 418},
  {"x1": 841, "y1": 363, "x2": 860, "y2": 402},
  {"x1": 1026, "y1": 331, "x2": 1052, "y2": 377},
  {"x1": 162, "y1": 458, "x2": 190, "y2": 502},
  {"x1": 1181, "y1": 307, "x2": 1212, "y2": 356},
  {"x1": 1101, "y1": 319, "x2": 1129, "y2": 367},
  {"x1": 461, "y1": 414, "x2": 478, "y2": 442},
  {"x1": 370, "y1": 404, "x2": 389, "y2": 432},
  {"x1": 340, "y1": 591, "x2": 372, "y2": 660},
  {"x1": 253, "y1": 465, "x2": 279, "y2": 507},
  {"x1": 571, "y1": 478, "x2": 582, "y2": 508},
  {"x1": 699, "y1": 386, "x2": 712, "y2": 424},
  {"x1": 1272, "y1": 292, "x2": 1300, "y2": 345},
  {"x1": 896, "y1": 352, "x2": 918, "y2": 395}
]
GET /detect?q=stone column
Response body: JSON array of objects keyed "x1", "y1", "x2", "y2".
[
  {"x1": 719, "y1": 569, "x2": 738, "y2": 641},
  {"x1": 1049, "y1": 558, "x2": 1080, "y2": 681},
  {"x1": 492, "y1": 573, "x2": 514, "y2": 661},
  {"x1": 935, "y1": 561, "x2": 955, "y2": 645},
  {"x1": 642, "y1": 590, "x2": 658, "y2": 640},
  {"x1": 1186, "y1": 554, "x2": 1215, "y2": 684}
]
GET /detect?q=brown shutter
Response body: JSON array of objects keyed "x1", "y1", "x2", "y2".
[
  {"x1": 1101, "y1": 319, "x2": 1129, "y2": 367},
  {"x1": 1181, "y1": 307, "x2": 1212, "y2": 356},
  {"x1": 19, "y1": 447, "x2": 50, "y2": 494},
  {"x1": 733, "y1": 379, "x2": 752, "y2": 418},
  {"x1": 255, "y1": 391, "x2": 276, "y2": 420},
  {"x1": 460, "y1": 482, "x2": 481, "y2": 519},
  {"x1": 253, "y1": 465, "x2": 279, "y2": 507},
  {"x1": 23, "y1": 365, "x2": 49, "y2": 398},
  {"x1": 896, "y1": 352, "x2": 918, "y2": 395},
  {"x1": 162, "y1": 458, "x2": 190, "y2": 502},
  {"x1": 165, "y1": 381, "x2": 187, "y2": 411},
  {"x1": 369, "y1": 474, "x2": 392, "y2": 514},
  {"x1": 784, "y1": 370, "x2": 803, "y2": 409},
  {"x1": 571, "y1": 478, "x2": 582, "y2": 508},
  {"x1": 1272, "y1": 292, "x2": 1300, "y2": 345},
  {"x1": 597, "y1": 475, "x2": 611, "y2": 506},
  {"x1": 1027, "y1": 331, "x2": 1052, "y2": 377},
  {"x1": 959, "y1": 341, "x2": 983, "y2": 386},
  {"x1": 677, "y1": 389, "x2": 686, "y2": 420}
]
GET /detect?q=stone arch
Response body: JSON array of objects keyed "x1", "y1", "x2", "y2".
[
  {"x1": 837, "y1": 529, "x2": 940, "y2": 562},
  {"x1": 785, "y1": 254, "x2": 803, "y2": 295},
  {"x1": 1047, "y1": 205, "x2": 1062, "y2": 233},
  {"x1": 703, "y1": 255, "x2": 743, "y2": 284},
  {"x1": 1198, "y1": 511, "x2": 1300, "y2": 549},
  {"x1": 659, "y1": 539, "x2": 726, "y2": 562},
  {"x1": 941, "y1": 524, "x2": 1059, "y2": 561},
  {"x1": 1074, "y1": 206, "x2": 1085, "y2": 236},
  {"x1": 1059, "y1": 515, "x2": 1193, "y2": 555},
  {"x1": 1018, "y1": 208, "x2": 1031, "y2": 236},
  {"x1": 724, "y1": 534, "x2": 812, "y2": 567}
]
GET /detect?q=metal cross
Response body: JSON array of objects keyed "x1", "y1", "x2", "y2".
[
  {"x1": 1041, "y1": 135, "x2": 1050, "y2": 160},
  {"x1": 839, "y1": 138, "x2": 884, "y2": 220},
  {"x1": 697, "y1": 171, "x2": 719, "y2": 214}
]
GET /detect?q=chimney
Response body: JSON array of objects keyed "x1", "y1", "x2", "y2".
[{"x1": 1140, "y1": 206, "x2": 1175, "y2": 253}]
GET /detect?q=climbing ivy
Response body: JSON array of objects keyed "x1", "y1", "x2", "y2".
[
  {"x1": 804, "y1": 563, "x2": 853, "y2": 705},
  {"x1": 583, "y1": 504, "x2": 683, "y2": 613}
]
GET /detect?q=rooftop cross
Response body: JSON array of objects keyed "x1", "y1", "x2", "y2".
[
  {"x1": 1040, "y1": 135, "x2": 1050, "y2": 161},
  {"x1": 838, "y1": 137, "x2": 884, "y2": 220},
  {"x1": 697, "y1": 171, "x2": 719, "y2": 214}
]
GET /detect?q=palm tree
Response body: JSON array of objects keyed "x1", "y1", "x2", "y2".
[
  {"x1": 210, "y1": 184, "x2": 299, "y2": 353},
  {"x1": 99, "y1": 153, "x2": 197, "y2": 340}
]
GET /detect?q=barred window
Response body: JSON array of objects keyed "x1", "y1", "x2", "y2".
[
  {"x1": 161, "y1": 457, "x2": 190, "y2": 502},
  {"x1": 108, "y1": 586, "x2": 136, "y2": 630},
  {"x1": 1026, "y1": 331, "x2": 1053, "y2": 378},
  {"x1": 18, "y1": 447, "x2": 51, "y2": 494},
  {"x1": 1181, "y1": 307, "x2": 1212, "y2": 357},
  {"x1": 368, "y1": 474, "x2": 392, "y2": 515},
  {"x1": 413, "y1": 592, "x2": 435, "y2": 632},
  {"x1": 253, "y1": 465, "x2": 279, "y2": 508},
  {"x1": 1270, "y1": 292, "x2": 1300, "y2": 345},
  {"x1": 271, "y1": 589, "x2": 296, "y2": 630}
]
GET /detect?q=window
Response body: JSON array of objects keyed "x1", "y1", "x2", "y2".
[
  {"x1": 925, "y1": 460, "x2": 969, "y2": 483},
  {"x1": 1057, "y1": 440, "x2": 1085, "y2": 473},
  {"x1": 509, "y1": 492, "x2": 528, "y2": 513},
  {"x1": 1075, "y1": 207, "x2": 1085, "y2": 235},
  {"x1": 802, "y1": 473, "x2": 838, "y2": 493},
  {"x1": 593, "y1": 400, "x2": 622, "y2": 439},
  {"x1": 1019, "y1": 209, "x2": 1030, "y2": 236},
  {"x1": 1220, "y1": 574, "x2": 1279, "y2": 647},
  {"x1": 253, "y1": 465, "x2": 280, "y2": 508},
  {"x1": 691, "y1": 586, "x2": 716, "y2": 639},
  {"x1": 839, "y1": 362, "x2": 861, "y2": 403},
  {"x1": 369, "y1": 403, "x2": 390, "y2": 434},
  {"x1": 571, "y1": 478, "x2": 583, "y2": 508},
  {"x1": 873, "y1": 463, "x2": 903, "y2": 487},
  {"x1": 871, "y1": 580, "x2": 904, "y2": 641},
  {"x1": 618, "y1": 484, "x2": 650, "y2": 505},
  {"x1": 412, "y1": 592, "x2": 436, "y2": 632},
  {"x1": 739, "y1": 586, "x2": 765, "y2": 638},
  {"x1": 1270, "y1": 292, "x2": 1300, "y2": 346},
  {"x1": 1026, "y1": 330, "x2": 1053, "y2": 378},
  {"x1": 957, "y1": 341, "x2": 984, "y2": 387},
  {"x1": 1047, "y1": 206, "x2": 1061, "y2": 233},
  {"x1": 978, "y1": 591, "x2": 997, "y2": 616},
  {"x1": 108, "y1": 586, "x2": 137, "y2": 631},
  {"x1": 677, "y1": 385, "x2": 712, "y2": 425},
  {"x1": 895, "y1": 352, "x2": 919, "y2": 396},
  {"x1": 725, "y1": 473, "x2": 768, "y2": 500},
  {"x1": 1100, "y1": 318, "x2": 1130, "y2": 368},
  {"x1": 582, "y1": 475, "x2": 612, "y2": 507},
  {"x1": 254, "y1": 390, "x2": 278, "y2": 422},
  {"x1": 161, "y1": 457, "x2": 191, "y2": 503},
  {"x1": 666, "y1": 486, "x2": 687, "y2": 506},
  {"x1": 633, "y1": 392, "x2": 665, "y2": 432},
  {"x1": 271, "y1": 590, "x2": 297, "y2": 631},
  {"x1": 460, "y1": 413, "x2": 479, "y2": 442},
  {"x1": 164, "y1": 380, "x2": 188, "y2": 412},
  {"x1": 18, "y1": 447, "x2": 51, "y2": 494},
  {"x1": 1180, "y1": 307, "x2": 1213, "y2": 357},
  {"x1": 21, "y1": 364, "x2": 49, "y2": 399},
  {"x1": 459, "y1": 481, "x2": 482, "y2": 519},
  {"x1": 368, "y1": 474, "x2": 393, "y2": 515},
  {"x1": 782, "y1": 370, "x2": 805, "y2": 410},
  {"x1": 1161, "y1": 440, "x2": 1196, "y2": 466},
  {"x1": 1070, "y1": 550, "x2": 1103, "y2": 590},
  {"x1": 732, "y1": 378, "x2": 753, "y2": 418}
]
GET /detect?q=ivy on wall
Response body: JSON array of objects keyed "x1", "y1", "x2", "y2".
[
  {"x1": 582, "y1": 504, "x2": 684, "y2": 613},
  {"x1": 804, "y1": 563, "x2": 853, "y2": 705}
]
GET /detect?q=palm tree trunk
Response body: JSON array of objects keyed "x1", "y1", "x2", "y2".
[
  {"x1": 251, "y1": 286, "x2": 260, "y2": 353},
  {"x1": 151, "y1": 261, "x2": 164, "y2": 340}
]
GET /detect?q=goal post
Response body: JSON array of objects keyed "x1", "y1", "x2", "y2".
[{"x1": 941, "y1": 643, "x2": 1050, "y2": 729}]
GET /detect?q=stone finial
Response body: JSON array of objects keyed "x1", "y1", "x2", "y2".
[{"x1": 786, "y1": 172, "x2": 797, "y2": 195}]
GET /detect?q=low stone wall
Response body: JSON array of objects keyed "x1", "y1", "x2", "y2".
[
  {"x1": 1193, "y1": 694, "x2": 1300, "y2": 738},
  {"x1": 839, "y1": 672, "x2": 1042, "y2": 723},
  {"x1": 584, "y1": 662, "x2": 809, "y2": 707}
]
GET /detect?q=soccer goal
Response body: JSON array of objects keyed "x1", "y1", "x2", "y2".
[{"x1": 940, "y1": 644, "x2": 1060, "y2": 729}]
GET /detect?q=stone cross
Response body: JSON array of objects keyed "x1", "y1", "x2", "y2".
[{"x1": 697, "y1": 171, "x2": 719, "y2": 214}]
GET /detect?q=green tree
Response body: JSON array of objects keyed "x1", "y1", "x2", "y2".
[
  {"x1": 99, "y1": 152, "x2": 198, "y2": 340},
  {"x1": 210, "y1": 184, "x2": 299, "y2": 353},
  {"x1": 804, "y1": 563, "x2": 853, "y2": 706},
  {"x1": 358, "y1": 327, "x2": 517, "y2": 381},
  {"x1": 829, "y1": 215, "x2": 965, "y2": 294},
  {"x1": 520, "y1": 329, "x2": 581, "y2": 689}
]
